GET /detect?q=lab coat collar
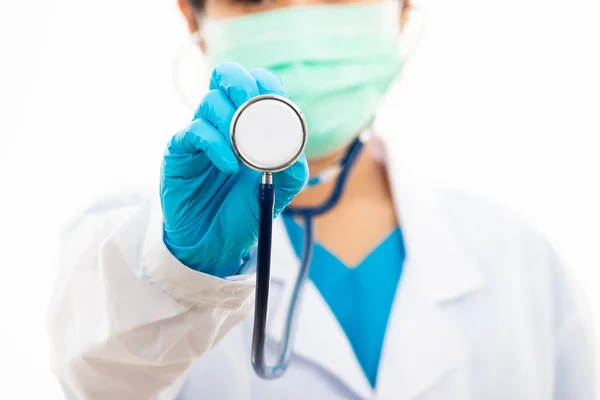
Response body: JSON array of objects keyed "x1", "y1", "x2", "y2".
[
  {"x1": 267, "y1": 129, "x2": 485, "y2": 399},
  {"x1": 372, "y1": 130, "x2": 485, "y2": 399}
]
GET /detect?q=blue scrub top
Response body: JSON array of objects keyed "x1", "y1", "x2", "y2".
[{"x1": 282, "y1": 216, "x2": 405, "y2": 387}]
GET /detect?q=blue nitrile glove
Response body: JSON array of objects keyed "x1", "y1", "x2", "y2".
[{"x1": 160, "y1": 63, "x2": 309, "y2": 278}]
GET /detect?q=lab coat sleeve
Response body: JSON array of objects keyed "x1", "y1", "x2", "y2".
[
  {"x1": 47, "y1": 190, "x2": 256, "y2": 400},
  {"x1": 552, "y1": 250, "x2": 597, "y2": 399}
]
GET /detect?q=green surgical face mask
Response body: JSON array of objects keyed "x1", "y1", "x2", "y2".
[{"x1": 202, "y1": 1, "x2": 404, "y2": 159}]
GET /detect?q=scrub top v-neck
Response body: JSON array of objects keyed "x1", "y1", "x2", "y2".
[{"x1": 282, "y1": 215, "x2": 405, "y2": 387}]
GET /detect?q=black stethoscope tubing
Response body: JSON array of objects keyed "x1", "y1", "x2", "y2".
[{"x1": 251, "y1": 134, "x2": 367, "y2": 379}]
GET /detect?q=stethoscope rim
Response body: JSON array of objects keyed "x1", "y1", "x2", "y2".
[{"x1": 230, "y1": 94, "x2": 309, "y2": 173}]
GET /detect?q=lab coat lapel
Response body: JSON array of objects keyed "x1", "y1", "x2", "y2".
[
  {"x1": 373, "y1": 126, "x2": 485, "y2": 399},
  {"x1": 265, "y1": 120, "x2": 485, "y2": 399},
  {"x1": 376, "y1": 282, "x2": 469, "y2": 400}
]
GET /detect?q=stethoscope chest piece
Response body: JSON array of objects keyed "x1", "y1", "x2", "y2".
[
  {"x1": 229, "y1": 94, "x2": 309, "y2": 380},
  {"x1": 230, "y1": 94, "x2": 308, "y2": 173},
  {"x1": 229, "y1": 93, "x2": 368, "y2": 381}
]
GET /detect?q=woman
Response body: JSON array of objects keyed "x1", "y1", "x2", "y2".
[{"x1": 47, "y1": 0, "x2": 595, "y2": 398}]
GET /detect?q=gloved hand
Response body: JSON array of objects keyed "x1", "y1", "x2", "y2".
[{"x1": 160, "y1": 63, "x2": 309, "y2": 278}]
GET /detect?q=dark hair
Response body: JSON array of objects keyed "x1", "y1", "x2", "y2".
[
  {"x1": 190, "y1": 0, "x2": 408, "y2": 12},
  {"x1": 188, "y1": 0, "x2": 203, "y2": 10},
  {"x1": 189, "y1": 0, "x2": 264, "y2": 11},
  {"x1": 188, "y1": 0, "x2": 203, "y2": 9}
]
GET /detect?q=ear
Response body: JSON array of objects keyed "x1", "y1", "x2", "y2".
[
  {"x1": 400, "y1": 0, "x2": 411, "y2": 31},
  {"x1": 178, "y1": 0, "x2": 206, "y2": 51},
  {"x1": 178, "y1": 0, "x2": 200, "y2": 33}
]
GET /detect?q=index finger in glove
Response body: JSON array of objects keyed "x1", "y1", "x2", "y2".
[
  {"x1": 210, "y1": 62, "x2": 260, "y2": 108},
  {"x1": 249, "y1": 67, "x2": 287, "y2": 97}
]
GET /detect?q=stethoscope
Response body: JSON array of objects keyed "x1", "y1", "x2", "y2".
[
  {"x1": 173, "y1": 2, "x2": 425, "y2": 380},
  {"x1": 230, "y1": 94, "x2": 370, "y2": 379}
]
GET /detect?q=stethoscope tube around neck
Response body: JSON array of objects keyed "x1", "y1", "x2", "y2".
[
  {"x1": 283, "y1": 135, "x2": 367, "y2": 218},
  {"x1": 251, "y1": 134, "x2": 367, "y2": 379}
]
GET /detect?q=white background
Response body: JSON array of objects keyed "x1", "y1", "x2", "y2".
[{"x1": 1, "y1": 0, "x2": 599, "y2": 397}]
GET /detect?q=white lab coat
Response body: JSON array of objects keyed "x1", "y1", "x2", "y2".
[{"x1": 47, "y1": 125, "x2": 596, "y2": 399}]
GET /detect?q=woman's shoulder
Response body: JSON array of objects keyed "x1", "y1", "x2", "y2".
[
  {"x1": 432, "y1": 187, "x2": 563, "y2": 291},
  {"x1": 432, "y1": 187, "x2": 591, "y2": 326},
  {"x1": 434, "y1": 187, "x2": 554, "y2": 255}
]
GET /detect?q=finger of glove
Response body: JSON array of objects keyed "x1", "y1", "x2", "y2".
[
  {"x1": 249, "y1": 67, "x2": 287, "y2": 96},
  {"x1": 194, "y1": 89, "x2": 237, "y2": 137},
  {"x1": 209, "y1": 62, "x2": 260, "y2": 108},
  {"x1": 168, "y1": 118, "x2": 239, "y2": 174},
  {"x1": 273, "y1": 153, "x2": 309, "y2": 217}
]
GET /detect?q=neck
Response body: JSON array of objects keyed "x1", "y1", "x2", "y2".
[{"x1": 292, "y1": 142, "x2": 390, "y2": 208}]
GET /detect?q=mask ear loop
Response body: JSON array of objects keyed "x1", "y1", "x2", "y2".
[
  {"x1": 172, "y1": 30, "x2": 206, "y2": 111},
  {"x1": 369, "y1": 2, "x2": 425, "y2": 118}
]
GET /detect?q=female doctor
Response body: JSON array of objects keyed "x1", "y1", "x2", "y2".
[{"x1": 47, "y1": 0, "x2": 596, "y2": 398}]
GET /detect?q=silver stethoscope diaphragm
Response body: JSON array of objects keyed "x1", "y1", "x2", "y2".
[{"x1": 231, "y1": 94, "x2": 308, "y2": 173}]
